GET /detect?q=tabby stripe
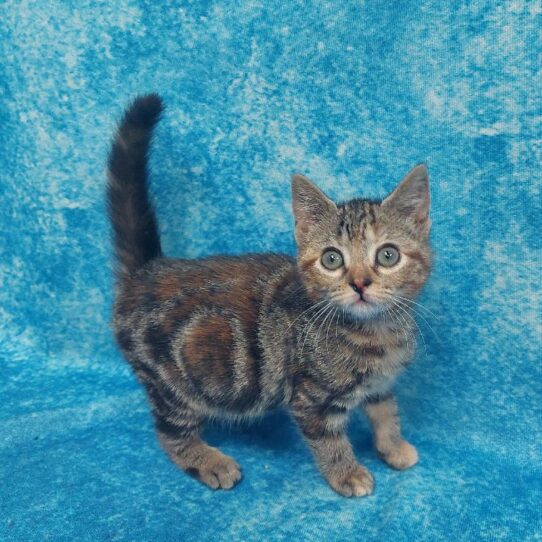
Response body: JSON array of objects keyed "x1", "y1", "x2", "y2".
[
  {"x1": 156, "y1": 416, "x2": 199, "y2": 438},
  {"x1": 355, "y1": 345, "x2": 386, "y2": 357}
]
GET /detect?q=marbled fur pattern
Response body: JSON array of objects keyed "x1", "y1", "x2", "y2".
[{"x1": 108, "y1": 95, "x2": 432, "y2": 496}]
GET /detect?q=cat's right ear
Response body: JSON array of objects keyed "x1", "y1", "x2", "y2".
[{"x1": 291, "y1": 174, "x2": 337, "y2": 243}]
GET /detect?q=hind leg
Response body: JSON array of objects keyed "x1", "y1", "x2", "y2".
[{"x1": 147, "y1": 383, "x2": 242, "y2": 490}]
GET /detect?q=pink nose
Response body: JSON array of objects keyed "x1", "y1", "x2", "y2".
[{"x1": 350, "y1": 278, "x2": 372, "y2": 295}]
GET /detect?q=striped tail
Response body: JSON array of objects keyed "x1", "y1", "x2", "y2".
[{"x1": 107, "y1": 94, "x2": 163, "y2": 276}]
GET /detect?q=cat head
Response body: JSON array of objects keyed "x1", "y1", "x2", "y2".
[{"x1": 291, "y1": 165, "x2": 432, "y2": 320}]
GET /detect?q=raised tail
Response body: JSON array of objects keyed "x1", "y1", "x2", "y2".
[{"x1": 107, "y1": 94, "x2": 163, "y2": 276}]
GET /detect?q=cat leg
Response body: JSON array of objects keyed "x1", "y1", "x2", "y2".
[
  {"x1": 147, "y1": 383, "x2": 242, "y2": 490},
  {"x1": 159, "y1": 431, "x2": 242, "y2": 490},
  {"x1": 291, "y1": 396, "x2": 373, "y2": 497},
  {"x1": 362, "y1": 394, "x2": 418, "y2": 470}
]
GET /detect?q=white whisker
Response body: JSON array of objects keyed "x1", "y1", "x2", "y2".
[
  {"x1": 324, "y1": 307, "x2": 338, "y2": 355},
  {"x1": 393, "y1": 294, "x2": 440, "y2": 320},
  {"x1": 315, "y1": 304, "x2": 336, "y2": 354},
  {"x1": 388, "y1": 303, "x2": 415, "y2": 352},
  {"x1": 391, "y1": 299, "x2": 427, "y2": 355},
  {"x1": 298, "y1": 302, "x2": 334, "y2": 358},
  {"x1": 393, "y1": 296, "x2": 441, "y2": 344},
  {"x1": 286, "y1": 297, "x2": 329, "y2": 331}
]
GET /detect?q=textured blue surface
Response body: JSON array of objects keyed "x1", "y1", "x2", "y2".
[{"x1": 1, "y1": 1, "x2": 541, "y2": 541}]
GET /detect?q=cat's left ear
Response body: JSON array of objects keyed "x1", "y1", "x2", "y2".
[
  {"x1": 382, "y1": 164, "x2": 431, "y2": 232},
  {"x1": 291, "y1": 174, "x2": 337, "y2": 243}
]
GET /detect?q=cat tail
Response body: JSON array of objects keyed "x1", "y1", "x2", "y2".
[{"x1": 107, "y1": 94, "x2": 164, "y2": 276}]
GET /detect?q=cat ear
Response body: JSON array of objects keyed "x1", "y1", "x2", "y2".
[
  {"x1": 382, "y1": 164, "x2": 430, "y2": 229},
  {"x1": 291, "y1": 174, "x2": 337, "y2": 242}
]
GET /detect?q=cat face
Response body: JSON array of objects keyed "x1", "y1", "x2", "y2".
[{"x1": 292, "y1": 165, "x2": 432, "y2": 319}]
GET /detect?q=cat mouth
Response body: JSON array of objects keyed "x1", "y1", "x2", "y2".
[
  {"x1": 336, "y1": 293, "x2": 380, "y2": 314},
  {"x1": 353, "y1": 293, "x2": 373, "y2": 305},
  {"x1": 343, "y1": 296, "x2": 383, "y2": 319}
]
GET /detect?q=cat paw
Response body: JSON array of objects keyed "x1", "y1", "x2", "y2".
[
  {"x1": 327, "y1": 464, "x2": 374, "y2": 497},
  {"x1": 379, "y1": 440, "x2": 418, "y2": 470},
  {"x1": 185, "y1": 449, "x2": 242, "y2": 490}
]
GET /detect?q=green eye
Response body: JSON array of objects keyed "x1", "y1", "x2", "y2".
[
  {"x1": 376, "y1": 245, "x2": 400, "y2": 267},
  {"x1": 321, "y1": 249, "x2": 344, "y2": 270}
]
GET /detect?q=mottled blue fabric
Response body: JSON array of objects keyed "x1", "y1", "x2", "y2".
[{"x1": 1, "y1": 1, "x2": 541, "y2": 541}]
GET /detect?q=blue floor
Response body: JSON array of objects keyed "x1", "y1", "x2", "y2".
[{"x1": 1, "y1": 2, "x2": 541, "y2": 540}]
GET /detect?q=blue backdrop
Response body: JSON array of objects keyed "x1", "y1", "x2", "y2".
[{"x1": 1, "y1": 1, "x2": 541, "y2": 541}]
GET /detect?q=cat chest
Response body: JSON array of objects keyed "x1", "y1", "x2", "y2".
[
  {"x1": 330, "y1": 372, "x2": 397, "y2": 410},
  {"x1": 326, "y1": 344, "x2": 409, "y2": 409}
]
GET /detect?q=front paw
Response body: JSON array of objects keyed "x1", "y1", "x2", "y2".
[
  {"x1": 379, "y1": 440, "x2": 418, "y2": 470},
  {"x1": 327, "y1": 464, "x2": 374, "y2": 497}
]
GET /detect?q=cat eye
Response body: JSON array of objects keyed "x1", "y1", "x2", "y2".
[
  {"x1": 321, "y1": 249, "x2": 344, "y2": 270},
  {"x1": 376, "y1": 245, "x2": 400, "y2": 267}
]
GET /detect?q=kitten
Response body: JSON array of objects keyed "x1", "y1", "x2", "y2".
[{"x1": 107, "y1": 94, "x2": 432, "y2": 497}]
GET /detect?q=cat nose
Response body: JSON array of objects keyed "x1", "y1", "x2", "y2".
[{"x1": 350, "y1": 278, "x2": 372, "y2": 295}]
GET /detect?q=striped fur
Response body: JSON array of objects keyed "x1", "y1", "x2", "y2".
[
  {"x1": 108, "y1": 95, "x2": 432, "y2": 497},
  {"x1": 107, "y1": 94, "x2": 163, "y2": 276}
]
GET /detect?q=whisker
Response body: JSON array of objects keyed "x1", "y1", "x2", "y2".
[
  {"x1": 300, "y1": 308, "x2": 332, "y2": 358},
  {"x1": 391, "y1": 300, "x2": 427, "y2": 355},
  {"x1": 281, "y1": 284, "x2": 308, "y2": 302},
  {"x1": 388, "y1": 303, "x2": 414, "y2": 353},
  {"x1": 324, "y1": 307, "x2": 338, "y2": 355},
  {"x1": 316, "y1": 305, "x2": 336, "y2": 354},
  {"x1": 393, "y1": 297, "x2": 442, "y2": 344},
  {"x1": 393, "y1": 294, "x2": 440, "y2": 320},
  {"x1": 298, "y1": 302, "x2": 333, "y2": 357},
  {"x1": 286, "y1": 297, "x2": 330, "y2": 331},
  {"x1": 383, "y1": 305, "x2": 402, "y2": 346}
]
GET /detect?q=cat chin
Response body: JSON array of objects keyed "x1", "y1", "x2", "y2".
[{"x1": 342, "y1": 301, "x2": 384, "y2": 321}]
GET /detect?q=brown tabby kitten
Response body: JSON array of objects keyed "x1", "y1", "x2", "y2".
[{"x1": 107, "y1": 95, "x2": 432, "y2": 497}]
